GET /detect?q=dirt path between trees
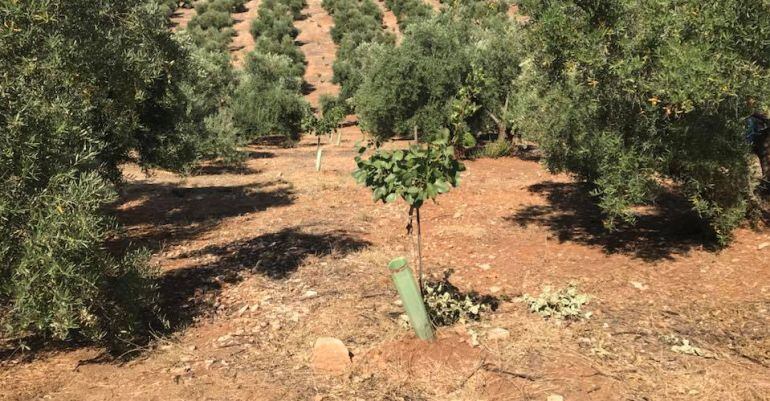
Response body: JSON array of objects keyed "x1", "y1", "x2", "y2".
[
  {"x1": 170, "y1": 6, "x2": 196, "y2": 31},
  {"x1": 1, "y1": 2, "x2": 769, "y2": 400},
  {"x1": 295, "y1": 0, "x2": 340, "y2": 108},
  {"x1": 376, "y1": 0, "x2": 401, "y2": 40},
  {"x1": 230, "y1": 0, "x2": 261, "y2": 68}
]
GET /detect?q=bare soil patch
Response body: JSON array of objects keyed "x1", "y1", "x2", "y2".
[
  {"x1": 230, "y1": 0, "x2": 261, "y2": 68},
  {"x1": 170, "y1": 6, "x2": 196, "y2": 31},
  {"x1": 295, "y1": 0, "x2": 340, "y2": 107}
]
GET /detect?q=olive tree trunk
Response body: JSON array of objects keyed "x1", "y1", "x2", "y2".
[{"x1": 759, "y1": 132, "x2": 770, "y2": 185}]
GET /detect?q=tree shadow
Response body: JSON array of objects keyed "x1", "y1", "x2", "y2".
[
  {"x1": 111, "y1": 180, "x2": 295, "y2": 252},
  {"x1": 160, "y1": 226, "x2": 371, "y2": 329},
  {"x1": 191, "y1": 164, "x2": 261, "y2": 175},
  {"x1": 301, "y1": 81, "x2": 317, "y2": 95},
  {"x1": 244, "y1": 150, "x2": 276, "y2": 159},
  {"x1": 505, "y1": 181, "x2": 717, "y2": 261}
]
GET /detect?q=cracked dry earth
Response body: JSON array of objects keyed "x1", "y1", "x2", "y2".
[{"x1": 1, "y1": 1, "x2": 770, "y2": 400}]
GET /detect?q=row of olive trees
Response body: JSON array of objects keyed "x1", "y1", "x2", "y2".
[
  {"x1": 322, "y1": 0, "x2": 395, "y2": 102},
  {"x1": 352, "y1": 0, "x2": 770, "y2": 243},
  {"x1": 384, "y1": 0, "x2": 433, "y2": 30},
  {"x1": 231, "y1": 0, "x2": 310, "y2": 142},
  {"x1": 187, "y1": 0, "x2": 246, "y2": 51},
  {"x1": 353, "y1": 5, "x2": 519, "y2": 152},
  {"x1": 0, "y1": 0, "x2": 244, "y2": 350}
]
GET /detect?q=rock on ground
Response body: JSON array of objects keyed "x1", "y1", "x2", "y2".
[
  {"x1": 486, "y1": 327, "x2": 510, "y2": 341},
  {"x1": 311, "y1": 337, "x2": 351, "y2": 375}
]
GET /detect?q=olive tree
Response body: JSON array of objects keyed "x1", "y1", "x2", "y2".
[
  {"x1": 0, "y1": 0, "x2": 239, "y2": 349},
  {"x1": 514, "y1": 0, "x2": 770, "y2": 242}
]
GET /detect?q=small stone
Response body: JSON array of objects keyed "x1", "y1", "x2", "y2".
[
  {"x1": 237, "y1": 305, "x2": 249, "y2": 316},
  {"x1": 486, "y1": 328, "x2": 510, "y2": 341},
  {"x1": 547, "y1": 395, "x2": 564, "y2": 401},
  {"x1": 478, "y1": 263, "x2": 492, "y2": 271},
  {"x1": 758, "y1": 242, "x2": 770, "y2": 250},
  {"x1": 630, "y1": 281, "x2": 648, "y2": 291},
  {"x1": 489, "y1": 286, "x2": 502, "y2": 294},
  {"x1": 170, "y1": 365, "x2": 191, "y2": 375},
  {"x1": 302, "y1": 290, "x2": 318, "y2": 299},
  {"x1": 311, "y1": 337, "x2": 351, "y2": 375},
  {"x1": 204, "y1": 359, "x2": 215, "y2": 369},
  {"x1": 393, "y1": 299, "x2": 403, "y2": 306},
  {"x1": 468, "y1": 329, "x2": 480, "y2": 347}
]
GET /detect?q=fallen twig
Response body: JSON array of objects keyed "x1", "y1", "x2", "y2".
[{"x1": 481, "y1": 363, "x2": 539, "y2": 381}]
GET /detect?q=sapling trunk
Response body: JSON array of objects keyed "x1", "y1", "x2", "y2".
[
  {"x1": 413, "y1": 125, "x2": 418, "y2": 143},
  {"x1": 315, "y1": 137, "x2": 323, "y2": 171},
  {"x1": 335, "y1": 129, "x2": 342, "y2": 146}
]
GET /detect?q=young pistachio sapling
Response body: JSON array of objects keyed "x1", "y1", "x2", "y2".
[
  {"x1": 353, "y1": 132, "x2": 465, "y2": 290},
  {"x1": 309, "y1": 102, "x2": 346, "y2": 171}
]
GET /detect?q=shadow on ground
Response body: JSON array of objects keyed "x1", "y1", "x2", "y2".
[
  {"x1": 191, "y1": 164, "x2": 262, "y2": 176},
  {"x1": 160, "y1": 226, "x2": 371, "y2": 328},
  {"x1": 506, "y1": 181, "x2": 716, "y2": 261},
  {"x1": 112, "y1": 180, "x2": 294, "y2": 252}
]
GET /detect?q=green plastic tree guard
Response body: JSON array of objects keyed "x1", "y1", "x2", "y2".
[{"x1": 388, "y1": 257, "x2": 434, "y2": 340}]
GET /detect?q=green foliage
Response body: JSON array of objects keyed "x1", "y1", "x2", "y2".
[
  {"x1": 353, "y1": 133, "x2": 465, "y2": 208},
  {"x1": 310, "y1": 95, "x2": 348, "y2": 137},
  {"x1": 233, "y1": 85, "x2": 309, "y2": 141},
  {"x1": 424, "y1": 277, "x2": 496, "y2": 326},
  {"x1": 0, "y1": 0, "x2": 238, "y2": 348},
  {"x1": 320, "y1": 94, "x2": 350, "y2": 117},
  {"x1": 187, "y1": 0, "x2": 246, "y2": 50},
  {"x1": 2, "y1": 170, "x2": 163, "y2": 347},
  {"x1": 254, "y1": 34, "x2": 307, "y2": 74},
  {"x1": 514, "y1": 0, "x2": 770, "y2": 242},
  {"x1": 522, "y1": 284, "x2": 591, "y2": 320},
  {"x1": 188, "y1": 8, "x2": 233, "y2": 30},
  {"x1": 202, "y1": 109, "x2": 247, "y2": 165},
  {"x1": 261, "y1": 0, "x2": 307, "y2": 19},
  {"x1": 384, "y1": 0, "x2": 433, "y2": 30},
  {"x1": 244, "y1": 52, "x2": 304, "y2": 92},
  {"x1": 322, "y1": 0, "x2": 395, "y2": 100},
  {"x1": 472, "y1": 141, "x2": 513, "y2": 159},
  {"x1": 353, "y1": 16, "x2": 471, "y2": 142},
  {"x1": 250, "y1": 3, "x2": 300, "y2": 41},
  {"x1": 196, "y1": 0, "x2": 247, "y2": 14},
  {"x1": 187, "y1": 25, "x2": 236, "y2": 52},
  {"x1": 232, "y1": 0, "x2": 310, "y2": 142}
]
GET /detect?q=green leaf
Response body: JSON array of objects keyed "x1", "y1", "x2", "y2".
[{"x1": 434, "y1": 180, "x2": 450, "y2": 193}]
